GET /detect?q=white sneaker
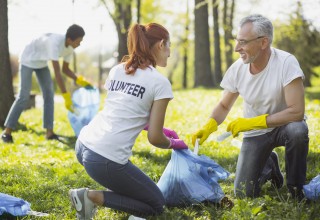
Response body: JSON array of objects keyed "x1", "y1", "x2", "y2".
[
  {"x1": 69, "y1": 188, "x2": 96, "y2": 220},
  {"x1": 128, "y1": 215, "x2": 146, "y2": 220}
]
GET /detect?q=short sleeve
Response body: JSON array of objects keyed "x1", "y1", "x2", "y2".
[
  {"x1": 63, "y1": 53, "x2": 73, "y2": 63},
  {"x1": 220, "y1": 61, "x2": 241, "y2": 93},
  {"x1": 46, "y1": 39, "x2": 60, "y2": 61},
  {"x1": 282, "y1": 55, "x2": 304, "y2": 87},
  {"x1": 154, "y1": 77, "x2": 174, "y2": 101}
]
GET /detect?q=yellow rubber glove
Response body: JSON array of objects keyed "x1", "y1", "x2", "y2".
[
  {"x1": 62, "y1": 92, "x2": 74, "y2": 112},
  {"x1": 227, "y1": 114, "x2": 268, "y2": 137},
  {"x1": 76, "y1": 75, "x2": 93, "y2": 88},
  {"x1": 192, "y1": 118, "x2": 218, "y2": 145}
]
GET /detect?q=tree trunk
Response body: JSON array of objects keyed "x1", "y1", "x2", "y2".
[
  {"x1": 136, "y1": 0, "x2": 141, "y2": 23},
  {"x1": 0, "y1": 0, "x2": 14, "y2": 127},
  {"x1": 101, "y1": 0, "x2": 132, "y2": 63},
  {"x1": 194, "y1": 0, "x2": 213, "y2": 88},
  {"x1": 213, "y1": 0, "x2": 222, "y2": 84},
  {"x1": 183, "y1": 0, "x2": 190, "y2": 89},
  {"x1": 114, "y1": 1, "x2": 131, "y2": 62},
  {"x1": 223, "y1": 0, "x2": 235, "y2": 70}
]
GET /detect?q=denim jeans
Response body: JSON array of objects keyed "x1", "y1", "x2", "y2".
[
  {"x1": 4, "y1": 65, "x2": 54, "y2": 129},
  {"x1": 234, "y1": 121, "x2": 309, "y2": 198},
  {"x1": 75, "y1": 140, "x2": 165, "y2": 217}
]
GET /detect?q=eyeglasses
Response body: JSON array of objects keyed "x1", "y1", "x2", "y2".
[{"x1": 235, "y1": 36, "x2": 265, "y2": 46}]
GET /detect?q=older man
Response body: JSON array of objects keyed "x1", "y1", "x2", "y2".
[{"x1": 193, "y1": 14, "x2": 309, "y2": 201}]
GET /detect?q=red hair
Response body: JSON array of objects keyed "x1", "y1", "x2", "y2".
[{"x1": 122, "y1": 23, "x2": 169, "y2": 74}]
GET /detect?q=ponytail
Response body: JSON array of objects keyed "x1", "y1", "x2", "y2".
[{"x1": 123, "y1": 23, "x2": 169, "y2": 74}]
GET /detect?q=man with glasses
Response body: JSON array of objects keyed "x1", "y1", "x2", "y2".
[{"x1": 193, "y1": 14, "x2": 308, "y2": 201}]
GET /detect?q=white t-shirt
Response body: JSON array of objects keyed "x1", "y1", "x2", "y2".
[
  {"x1": 220, "y1": 48, "x2": 304, "y2": 137},
  {"x1": 79, "y1": 63, "x2": 174, "y2": 164},
  {"x1": 20, "y1": 33, "x2": 74, "y2": 68}
]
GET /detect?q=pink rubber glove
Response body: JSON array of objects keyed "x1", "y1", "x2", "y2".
[
  {"x1": 163, "y1": 128, "x2": 179, "y2": 139},
  {"x1": 169, "y1": 138, "x2": 188, "y2": 150},
  {"x1": 143, "y1": 125, "x2": 179, "y2": 139}
]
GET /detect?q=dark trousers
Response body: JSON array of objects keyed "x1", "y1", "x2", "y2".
[
  {"x1": 75, "y1": 140, "x2": 165, "y2": 217},
  {"x1": 234, "y1": 121, "x2": 309, "y2": 197}
]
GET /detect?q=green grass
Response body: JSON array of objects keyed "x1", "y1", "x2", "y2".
[{"x1": 1, "y1": 88, "x2": 320, "y2": 220}]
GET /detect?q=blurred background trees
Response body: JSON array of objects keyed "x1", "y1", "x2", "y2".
[
  {"x1": 273, "y1": 2, "x2": 320, "y2": 87},
  {"x1": 1, "y1": 0, "x2": 320, "y2": 124}
]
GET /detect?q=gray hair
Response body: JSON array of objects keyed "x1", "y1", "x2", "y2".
[{"x1": 239, "y1": 14, "x2": 273, "y2": 45}]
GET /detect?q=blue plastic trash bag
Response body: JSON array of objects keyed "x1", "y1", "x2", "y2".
[
  {"x1": 0, "y1": 193, "x2": 31, "y2": 216},
  {"x1": 157, "y1": 149, "x2": 229, "y2": 206},
  {"x1": 68, "y1": 87, "x2": 100, "y2": 136},
  {"x1": 303, "y1": 174, "x2": 320, "y2": 201}
]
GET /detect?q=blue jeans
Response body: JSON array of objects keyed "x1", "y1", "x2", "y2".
[
  {"x1": 4, "y1": 65, "x2": 54, "y2": 129},
  {"x1": 75, "y1": 140, "x2": 165, "y2": 217},
  {"x1": 234, "y1": 121, "x2": 309, "y2": 198}
]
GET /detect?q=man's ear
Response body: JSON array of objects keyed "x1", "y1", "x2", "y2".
[{"x1": 261, "y1": 37, "x2": 269, "y2": 50}]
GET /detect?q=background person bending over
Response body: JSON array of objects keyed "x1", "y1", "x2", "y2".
[
  {"x1": 1, "y1": 24, "x2": 92, "y2": 143},
  {"x1": 69, "y1": 23, "x2": 188, "y2": 220},
  {"x1": 192, "y1": 14, "x2": 308, "y2": 201}
]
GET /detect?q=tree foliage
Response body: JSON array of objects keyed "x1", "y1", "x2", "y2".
[
  {"x1": 139, "y1": 0, "x2": 162, "y2": 24},
  {"x1": 274, "y1": 2, "x2": 320, "y2": 87}
]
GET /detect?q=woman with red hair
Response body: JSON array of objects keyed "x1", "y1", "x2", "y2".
[{"x1": 69, "y1": 23, "x2": 188, "y2": 220}]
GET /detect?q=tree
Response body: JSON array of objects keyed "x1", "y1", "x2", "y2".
[
  {"x1": 0, "y1": 0, "x2": 14, "y2": 127},
  {"x1": 212, "y1": 0, "x2": 222, "y2": 84},
  {"x1": 182, "y1": 0, "x2": 190, "y2": 88},
  {"x1": 100, "y1": 0, "x2": 132, "y2": 62},
  {"x1": 274, "y1": 2, "x2": 320, "y2": 87},
  {"x1": 223, "y1": 0, "x2": 235, "y2": 70},
  {"x1": 136, "y1": 0, "x2": 141, "y2": 23},
  {"x1": 194, "y1": 0, "x2": 214, "y2": 87}
]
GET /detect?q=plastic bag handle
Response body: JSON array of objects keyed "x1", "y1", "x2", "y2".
[
  {"x1": 194, "y1": 139, "x2": 199, "y2": 155},
  {"x1": 216, "y1": 131, "x2": 232, "y2": 142}
]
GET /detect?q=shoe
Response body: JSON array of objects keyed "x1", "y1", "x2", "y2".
[
  {"x1": 46, "y1": 134, "x2": 60, "y2": 141},
  {"x1": 69, "y1": 188, "x2": 96, "y2": 220},
  {"x1": 270, "y1": 151, "x2": 284, "y2": 189},
  {"x1": 1, "y1": 133, "x2": 13, "y2": 143},
  {"x1": 219, "y1": 196, "x2": 234, "y2": 209},
  {"x1": 128, "y1": 216, "x2": 146, "y2": 220},
  {"x1": 288, "y1": 186, "x2": 306, "y2": 202}
]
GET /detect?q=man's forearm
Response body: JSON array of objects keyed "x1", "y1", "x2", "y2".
[{"x1": 266, "y1": 107, "x2": 305, "y2": 128}]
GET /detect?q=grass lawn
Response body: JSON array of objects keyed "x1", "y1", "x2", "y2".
[{"x1": 1, "y1": 88, "x2": 320, "y2": 220}]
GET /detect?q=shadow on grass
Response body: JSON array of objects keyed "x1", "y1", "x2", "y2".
[
  {"x1": 51, "y1": 134, "x2": 77, "y2": 148},
  {"x1": 133, "y1": 149, "x2": 172, "y2": 163},
  {"x1": 304, "y1": 150, "x2": 320, "y2": 181},
  {"x1": 133, "y1": 148, "x2": 238, "y2": 171},
  {"x1": 4, "y1": 122, "x2": 77, "y2": 149},
  {"x1": 15, "y1": 123, "x2": 43, "y2": 136},
  {"x1": 0, "y1": 213, "x2": 20, "y2": 220}
]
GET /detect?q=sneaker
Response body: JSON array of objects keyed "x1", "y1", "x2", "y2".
[
  {"x1": 270, "y1": 151, "x2": 284, "y2": 189},
  {"x1": 288, "y1": 186, "x2": 306, "y2": 202},
  {"x1": 69, "y1": 188, "x2": 96, "y2": 220},
  {"x1": 46, "y1": 134, "x2": 60, "y2": 141},
  {"x1": 219, "y1": 196, "x2": 234, "y2": 209},
  {"x1": 1, "y1": 133, "x2": 13, "y2": 143},
  {"x1": 128, "y1": 216, "x2": 146, "y2": 220}
]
